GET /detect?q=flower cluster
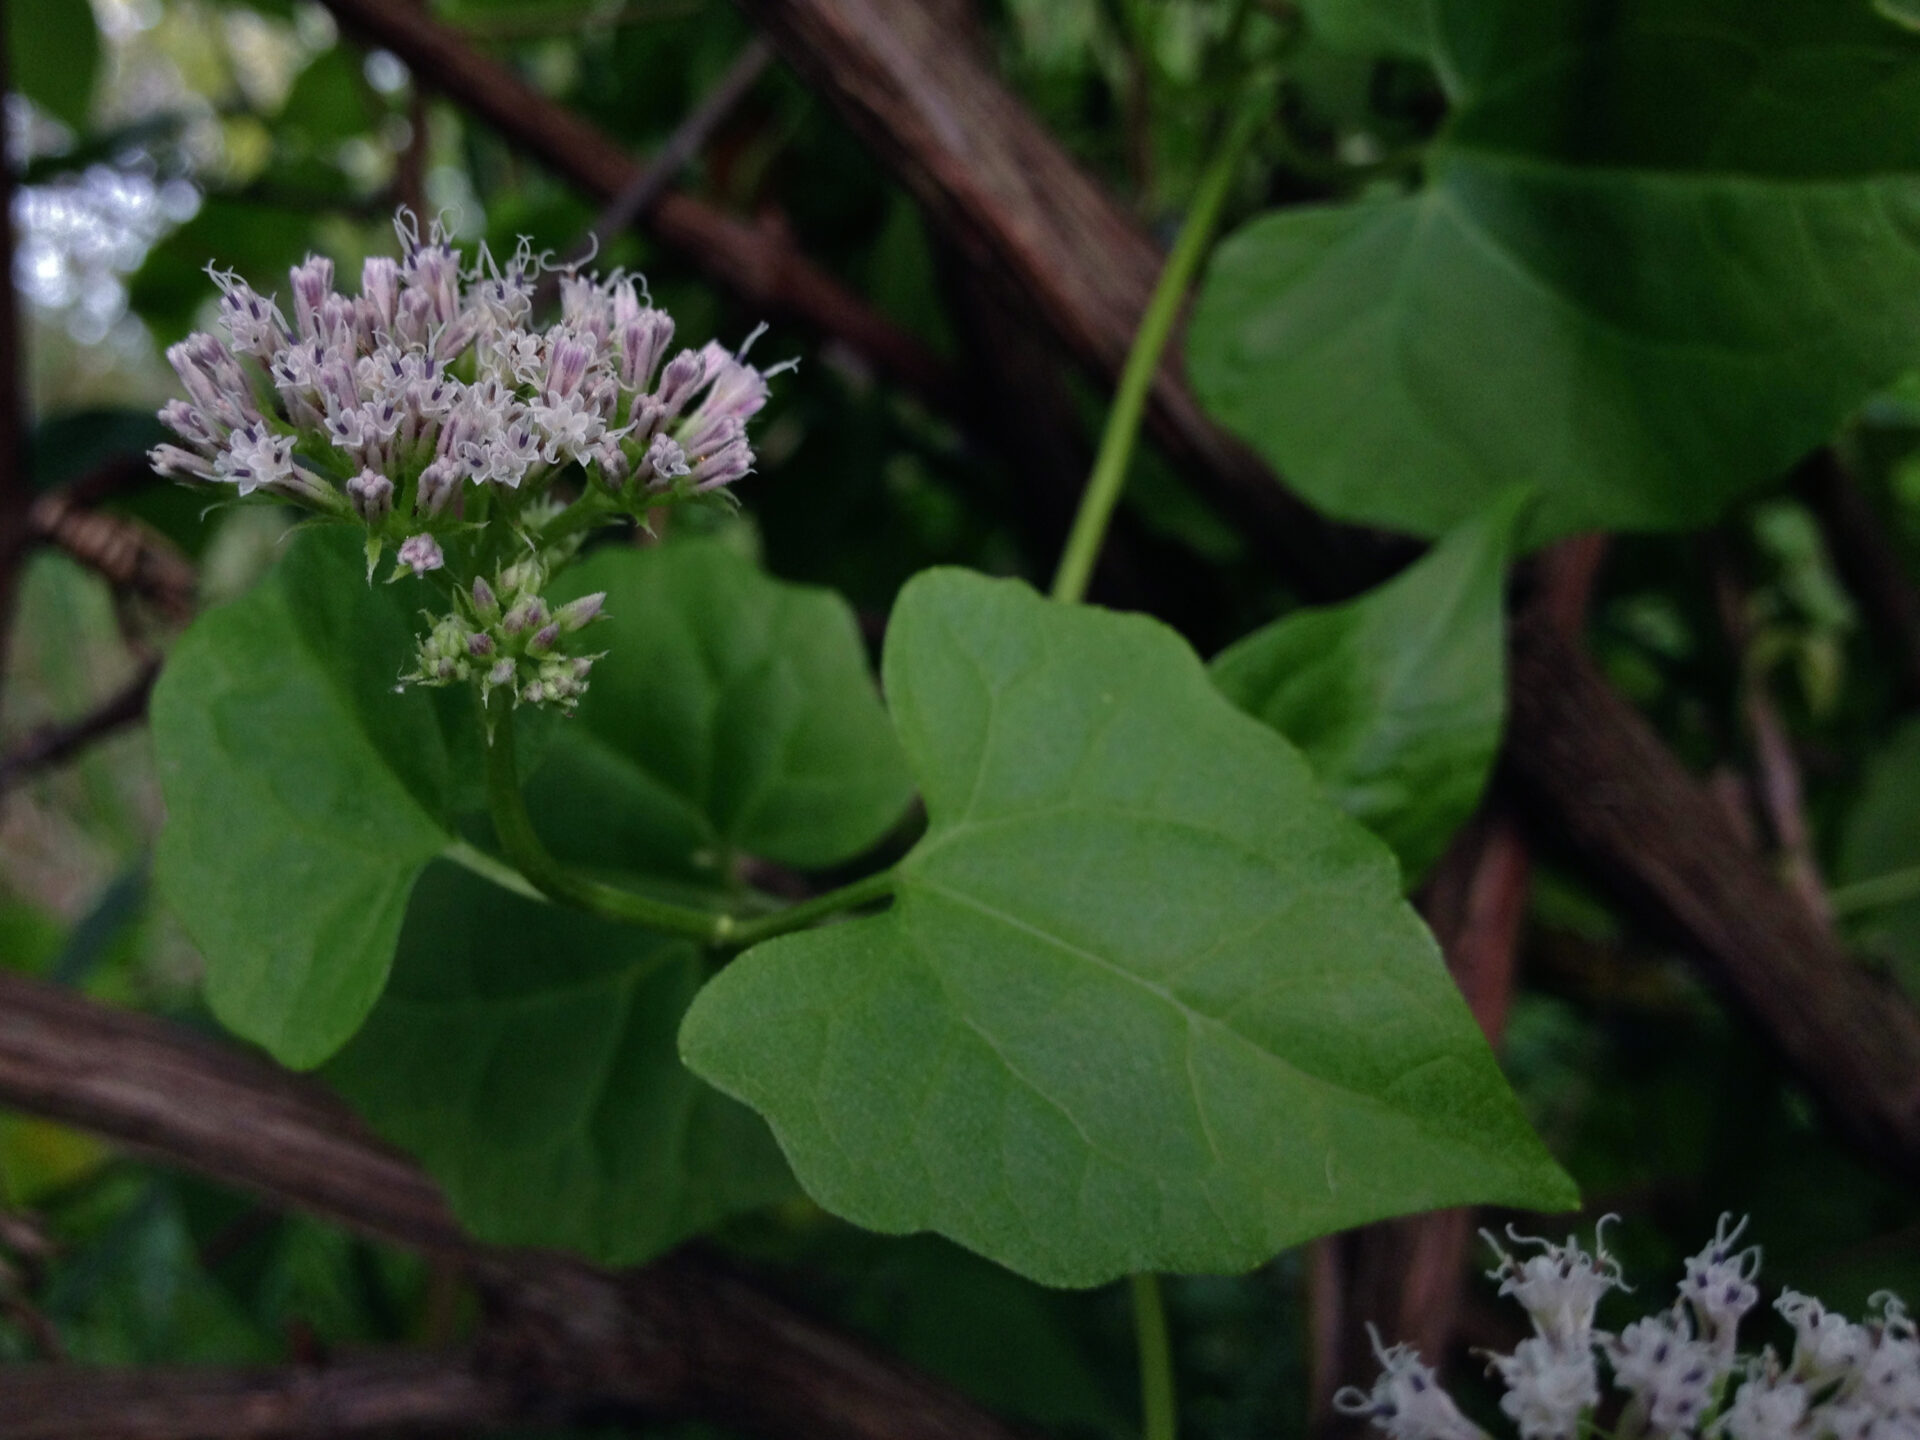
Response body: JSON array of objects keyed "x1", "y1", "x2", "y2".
[
  {"x1": 150, "y1": 211, "x2": 787, "y2": 711},
  {"x1": 403, "y1": 552, "x2": 606, "y2": 710},
  {"x1": 1335, "y1": 1216, "x2": 1920, "y2": 1440}
]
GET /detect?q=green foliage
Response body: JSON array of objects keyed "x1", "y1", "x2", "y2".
[
  {"x1": 683, "y1": 569, "x2": 1575, "y2": 1288},
  {"x1": 533, "y1": 539, "x2": 913, "y2": 882},
  {"x1": 1189, "y1": 0, "x2": 1920, "y2": 541},
  {"x1": 327, "y1": 863, "x2": 794, "y2": 1265},
  {"x1": 152, "y1": 528, "x2": 469, "y2": 1069},
  {"x1": 153, "y1": 530, "x2": 913, "y2": 1071},
  {"x1": 1298, "y1": 0, "x2": 1428, "y2": 59},
  {"x1": 1210, "y1": 495, "x2": 1520, "y2": 883},
  {"x1": 1837, "y1": 718, "x2": 1920, "y2": 995},
  {"x1": 9, "y1": 0, "x2": 100, "y2": 132}
]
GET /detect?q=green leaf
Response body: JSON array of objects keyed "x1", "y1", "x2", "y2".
[
  {"x1": 10, "y1": 0, "x2": 99, "y2": 132},
  {"x1": 1299, "y1": 0, "x2": 1431, "y2": 59},
  {"x1": 153, "y1": 528, "x2": 468, "y2": 1069},
  {"x1": 682, "y1": 569, "x2": 1575, "y2": 1288},
  {"x1": 1210, "y1": 495, "x2": 1520, "y2": 883},
  {"x1": 1836, "y1": 718, "x2": 1920, "y2": 997},
  {"x1": 278, "y1": 47, "x2": 376, "y2": 148},
  {"x1": 534, "y1": 539, "x2": 914, "y2": 882},
  {"x1": 1189, "y1": 0, "x2": 1920, "y2": 542},
  {"x1": 327, "y1": 863, "x2": 795, "y2": 1264}
]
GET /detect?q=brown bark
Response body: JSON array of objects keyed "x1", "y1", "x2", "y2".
[
  {"x1": 0, "y1": 970, "x2": 1028, "y2": 1440},
  {"x1": 1506, "y1": 603, "x2": 1920, "y2": 1174},
  {"x1": 730, "y1": 0, "x2": 1393, "y2": 597},
  {"x1": 0, "y1": 1353, "x2": 523, "y2": 1440}
]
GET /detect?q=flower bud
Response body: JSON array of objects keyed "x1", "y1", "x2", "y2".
[
  {"x1": 397, "y1": 533, "x2": 444, "y2": 576},
  {"x1": 346, "y1": 468, "x2": 394, "y2": 526},
  {"x1": 555, "y1": 592, "x2": 605, "y2": 632},
  {"x1": 501, "y1": 596, "x2": 548, "y2": 636},
  {"x1": 467, "y1": 631, "x2": 496, "y2": 658},
  {"x1": 527, "y1": 622, "x2": 561, "y2": 658},
  {"x1": 468, "y1": 575, "x2": 500, "y2": 624}
]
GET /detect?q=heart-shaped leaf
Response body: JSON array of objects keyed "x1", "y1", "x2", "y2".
[
  {"x1": 327, "y1": 862, "x2": 795, "y2": 1264},
  {"x1": 1189, "y1": 0, "x2": 1920, "y2": 541},
  {"x1": 682, "y1": 569, "x2": 1575, "y2": 1287},
  {"x1": 1211, "y1": 495, "x2": 1520, "y2": 883},
  {"x1": 533, "y1": 539, "x2": 914, "y2": 883},
  {"x1": 153, "y1": 528, "x2": 471, "y2": 1069}
]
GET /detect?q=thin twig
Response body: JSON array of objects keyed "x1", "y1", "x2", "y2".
[
  {"x1": 534, "y1": 37, "x2": 775, "y2": 310},
  {"x1": 316, "y1": 0, "x2": 963, "y2": 416},
  {"x1": 0, "y1": 657, "x2": 160, "y2": 798},
  {"x1": 1711, "y1": 549, "x2": 1831, "y2": 926},
  {"x1": 27, "y1": 487, "x2": 197, "y2": 623},
  {"x1": 1794, "y1": 448, "x2": 1920, "y2": 707}
]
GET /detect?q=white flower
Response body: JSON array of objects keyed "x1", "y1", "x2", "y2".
[
  {"x1": 1607, "y1": 1307, "x2": 1718, "y2": 1439},
  {"x1": 215, "y1": 422, "x2": 295, "y2": 497},
  {"x1": 1680, "y1": 1215, "x2": 1762, "y2": 1369},
  {"x1": 1336, "y1": 1329, "x2": 1490, "y2": 1440},
  {"x1": 1483, "y1": 1220, "x2": 1625, "y2": 1353},
  {"x1": 1713, "y1": 1358, "x2": 1810, "y2": 1440},
  {"x1": 1488, "y1": 1336, "x2": 1599, "y2": 1440}
]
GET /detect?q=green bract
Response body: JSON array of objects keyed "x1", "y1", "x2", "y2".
[
  {"x1": 1189, "y1": 0, "x2": 1920, "y2": 541},
  {"x1": 327, "y1": 863, "x2": 795, "y2": 1264},
  {"x1": 682, "y1": 569, "x2": 1576, "y2": 1288},
  {"x1": 1211, "y1": 495, "x2": 1520, "y2": 883}
]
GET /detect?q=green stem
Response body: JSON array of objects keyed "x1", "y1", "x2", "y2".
[
  {"x1": 441, "y1": 838, "x2": 547, "y2": 904},
  {"x1": 1049, "y1": 80, "x2": 1272, "y2": 606},
  {"x1": 1829, "y1": 863, "x2": 1920, "y2": 918},
  {"x1": 717, "y1": 868, "x2": 896, "y2": 950},
  {"x1": 482, "y1": 692, "x2": 896, "y2": 944},
  {"x1": 484, "y1": 693, "x2": 732, "y2": 943},
  {"x1": 1131, "y1": 1272, "x2": 1178, "y2": 1440}
]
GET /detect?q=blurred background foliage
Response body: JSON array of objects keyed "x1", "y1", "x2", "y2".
[{"x1": 1, "y1": 0, "x2": 1918, "y2": 1435}]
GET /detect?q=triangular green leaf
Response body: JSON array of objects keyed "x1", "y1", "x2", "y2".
[
  {"x1": 534, "y1": 540, "x2": 914, "y2": 883},
  {"x1": 327, "y1": 862, "x2": 796, "y2": 1264},
  {"x1": 1211, "y1": 496, "x2": 1520, "y2": 883},
  {"x1": 1190, "y1": 0, "x2": 1920, "y2": 541},
  {"x1": 682, "y1": 569, "x2": 1576, "y2": 1288},
  {"x1": 153, "y1": 528, "x2": 467, "y2": 1069}
]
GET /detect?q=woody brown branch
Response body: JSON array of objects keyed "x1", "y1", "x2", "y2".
[
  {"x1": 0, "y1": 1352, "x2": 524, "y2": 1440},
  {"x1": 314, "y1": 0, "x2": 964, "y2": 418},
  {"x1": 732, "y1": 0, "x2": 1920, "y2": 1182},
  {"x1": 0, "y1": 969, "x2": 1028, "y2": 1440}
]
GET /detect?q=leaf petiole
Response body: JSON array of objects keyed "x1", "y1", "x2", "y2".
[{"x1": 482, "y1": 691, "x2": 895, "y2": 945}]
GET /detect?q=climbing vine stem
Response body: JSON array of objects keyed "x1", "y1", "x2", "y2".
[{"x1": 1049, "y1": 76, "x2": 1274, "y2": 607}]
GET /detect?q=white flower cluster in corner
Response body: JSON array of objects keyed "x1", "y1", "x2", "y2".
[
  {"x1": 1335, "y1": 1216, "x2": 1920, "y2": 1440},
  {"x1": 149, "y1": 210, "x2": 791, "y2": 712}
]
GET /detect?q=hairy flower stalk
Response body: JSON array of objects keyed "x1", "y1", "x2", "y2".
[
  {"x1": 151, "y1": 210, "x2": 789, "y2": 712},
  {"x1": 1336, "y1": 1218, "x2": 1920, "y2": 1440}
]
